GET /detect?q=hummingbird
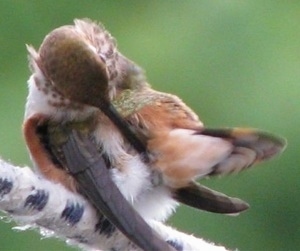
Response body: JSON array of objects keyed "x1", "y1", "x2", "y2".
[{"x1": 23, "y1": 19, "x2": 286, "y2": 251}]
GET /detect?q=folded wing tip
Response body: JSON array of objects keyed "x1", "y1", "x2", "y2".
[
  {"x1": 173, "y1": 183, "x2": 251, "y2": 215},
  {"x1": 231, "y1": 197, "x2": 250, "y2": 213}
]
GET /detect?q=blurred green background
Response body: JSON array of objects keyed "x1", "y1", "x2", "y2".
[{"x1": 0, "y1": 1, "x2": 299, "y2": 250}]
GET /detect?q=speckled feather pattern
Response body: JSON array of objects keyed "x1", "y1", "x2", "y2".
[
  {"x1": 22, "y1": 18, "x2": 286, "y2": 251},
  {"x1": 25, "y1": 18, "x2": 178, "y2": 228}
]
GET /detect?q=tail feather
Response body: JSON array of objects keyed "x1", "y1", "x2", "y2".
[
  {"x1": 149, "y1": 127, "x2": 286, "y2": 187},
  {"x1": 200, "y1": 128, "x2": 286, "y2": 175}
]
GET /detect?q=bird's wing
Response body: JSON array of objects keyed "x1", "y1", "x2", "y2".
[
  {"x1": 24, "y1": 115, "x2": 174, "y2": 251},
  {"x1": 58, "y1": 130, "x2": 174, "y2": 251},
  {"x1": 173, "y1": 181, "x2": 249, "y2": 214}
]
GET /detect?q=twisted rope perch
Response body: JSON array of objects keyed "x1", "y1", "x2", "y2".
[{"x1": 0, "y1": 158, "x2": 227, "y2": 251}]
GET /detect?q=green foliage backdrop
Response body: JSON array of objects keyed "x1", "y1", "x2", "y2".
[{"x1": 0, "y1": 1, "x2": 299, "y2": 250}]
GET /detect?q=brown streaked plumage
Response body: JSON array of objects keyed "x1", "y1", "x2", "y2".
[{"x1": 24, "y1": 19, "x2": 287, "y2": 251}]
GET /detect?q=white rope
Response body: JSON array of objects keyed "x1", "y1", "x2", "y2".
[{"x1": 0, "y1": 158, "x2": 228, "y2": 251}]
